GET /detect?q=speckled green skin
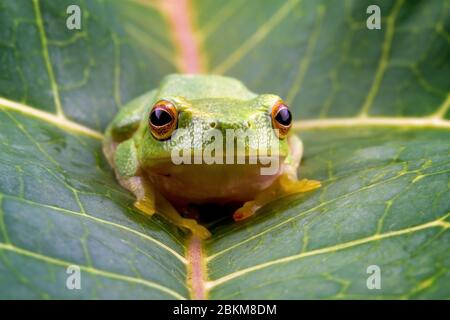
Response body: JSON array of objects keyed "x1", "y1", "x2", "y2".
[{"x1": 103, "y1": 74, "x2": 298, "y2": 208}]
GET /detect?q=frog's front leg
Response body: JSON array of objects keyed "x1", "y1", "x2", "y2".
[
  {"x1": 154, "y1": 190, "x2": 211, "y2": 239},
  {"x1": 121, "y1": 176, "x2": 211, "y2": 239},
  {"x1": 119, "y1": 176, "x2": 156, "y2": 216},
  {"x1": 233, "y1": 175, "x2": 321, "y2": 221},
  {"x1": 233, "y1": 135, "x2": 321, "y2": 221},
  {"x1": 114, "y1": 139, "x2": 211, "y2": 239}
]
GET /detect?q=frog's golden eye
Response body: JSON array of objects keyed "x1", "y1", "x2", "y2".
[
  {"x1": 271, "y1": 100, "x2": 292, "y2": 139},
  {"x1": 149, "y1": 100, "x2": 178, "y2": 140}
]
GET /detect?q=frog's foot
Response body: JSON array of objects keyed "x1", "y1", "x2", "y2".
[
  {"x1": 134, "y1": 194, "x2": 156, "y2": 217},
  {"x1": 233, "y1": 200, "x2": 261, "y2": 221},
  {"x1": 177, "y1": 218, "x2": 211, "y2": 240},
  {"x1": 233, "y1": 175, "x2": 321, "y2": 222},
  {"x1": 120, "y1": 175, "x2": 210, "y2": 239},
  {"x1": 135, "y1": 199, "x2": 210, "y2": 239},
  {"x1": 156, "y1": 194, "x2": 211, "y2": 239},
  {"x1": 280, "y1": 175, "x2": 321, "y2": 194}
]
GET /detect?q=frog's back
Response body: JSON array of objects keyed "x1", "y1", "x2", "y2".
[{"x1": 156, "y1": 74, "x2": 257, "y2": 101}]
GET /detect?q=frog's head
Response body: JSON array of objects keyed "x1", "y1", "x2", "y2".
[{"x1": 138, "y1": 74, "x2": 293, "y2": 171}]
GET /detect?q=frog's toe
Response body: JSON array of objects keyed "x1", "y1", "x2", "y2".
[
  {"x1": 182, "y1": 219, "x2": 211, "y2": 239},
  {"x1": 281, "y1": 177, "x2": 321, "y2": 194},
  {"x1": 193, "y1": 226, "x2": 212, "y2": 240},
  {"x1": 134, "y1": 197, "x2": 156, "y2": 216},
  {"x1": 233, "y1": 200, "x2": 260, "y2": 221}
]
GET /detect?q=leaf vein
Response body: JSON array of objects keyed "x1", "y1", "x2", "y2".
[
  {"x1": 207, "y1": 213, "x2": 450, "y2": 289},
  {"x1": 3, "y1": 194, "x2": 187, "y2": 264},
  {"x1": 0, "y1": 242, "x2": 186, "y2": 300},
  {"x1": 32, "y1": 0, "x2": 64, "y2": 118}
]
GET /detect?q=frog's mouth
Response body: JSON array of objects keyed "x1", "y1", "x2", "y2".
[
  {"x1": 144, "y1": 153, "x2": 286, "y2": 169},
  {"x1": 143, "y1": 152, "x2": 286, "y2": 188}
]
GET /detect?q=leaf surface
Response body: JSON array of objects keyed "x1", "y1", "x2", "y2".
[{"x1": 0, "y1": 0, "x2": 449, "y2": 299}]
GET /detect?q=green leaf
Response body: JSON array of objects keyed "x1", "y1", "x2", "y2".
[
  {"x1": 0, "y1": 0, "x2": 177, "y2": 130},
  {"x1": 0, "y1": 109, "x2": 187, "y2": 299},
  {"x1": 198, "y1": 0, "x2": 450, "y2": 119},
  {"x1": 207, "y1": 128, "x2": 450, "y2": 299},
  {"x1": 0, "y1": 0, "x2": 449, "y2": 299}
]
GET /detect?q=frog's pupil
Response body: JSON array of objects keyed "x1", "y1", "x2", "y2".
[
  {"x1": 275, "y1": 108, "x2": 292, "y2": 126},
  {"x1": 150, "y1": 108, "x2": 172, "y2": 126}
]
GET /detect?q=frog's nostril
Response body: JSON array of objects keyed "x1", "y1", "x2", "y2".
[
  {"x1": 209, "y1": 121, "x2": 217, "y2": 128},
  {"x1": 246, "y1": 120, "x2": 252, "y2": 128}
]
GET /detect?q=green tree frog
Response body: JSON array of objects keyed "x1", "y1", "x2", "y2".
[{"x1": 103, "y1": 74, "x2": 320, "y2": 239}]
